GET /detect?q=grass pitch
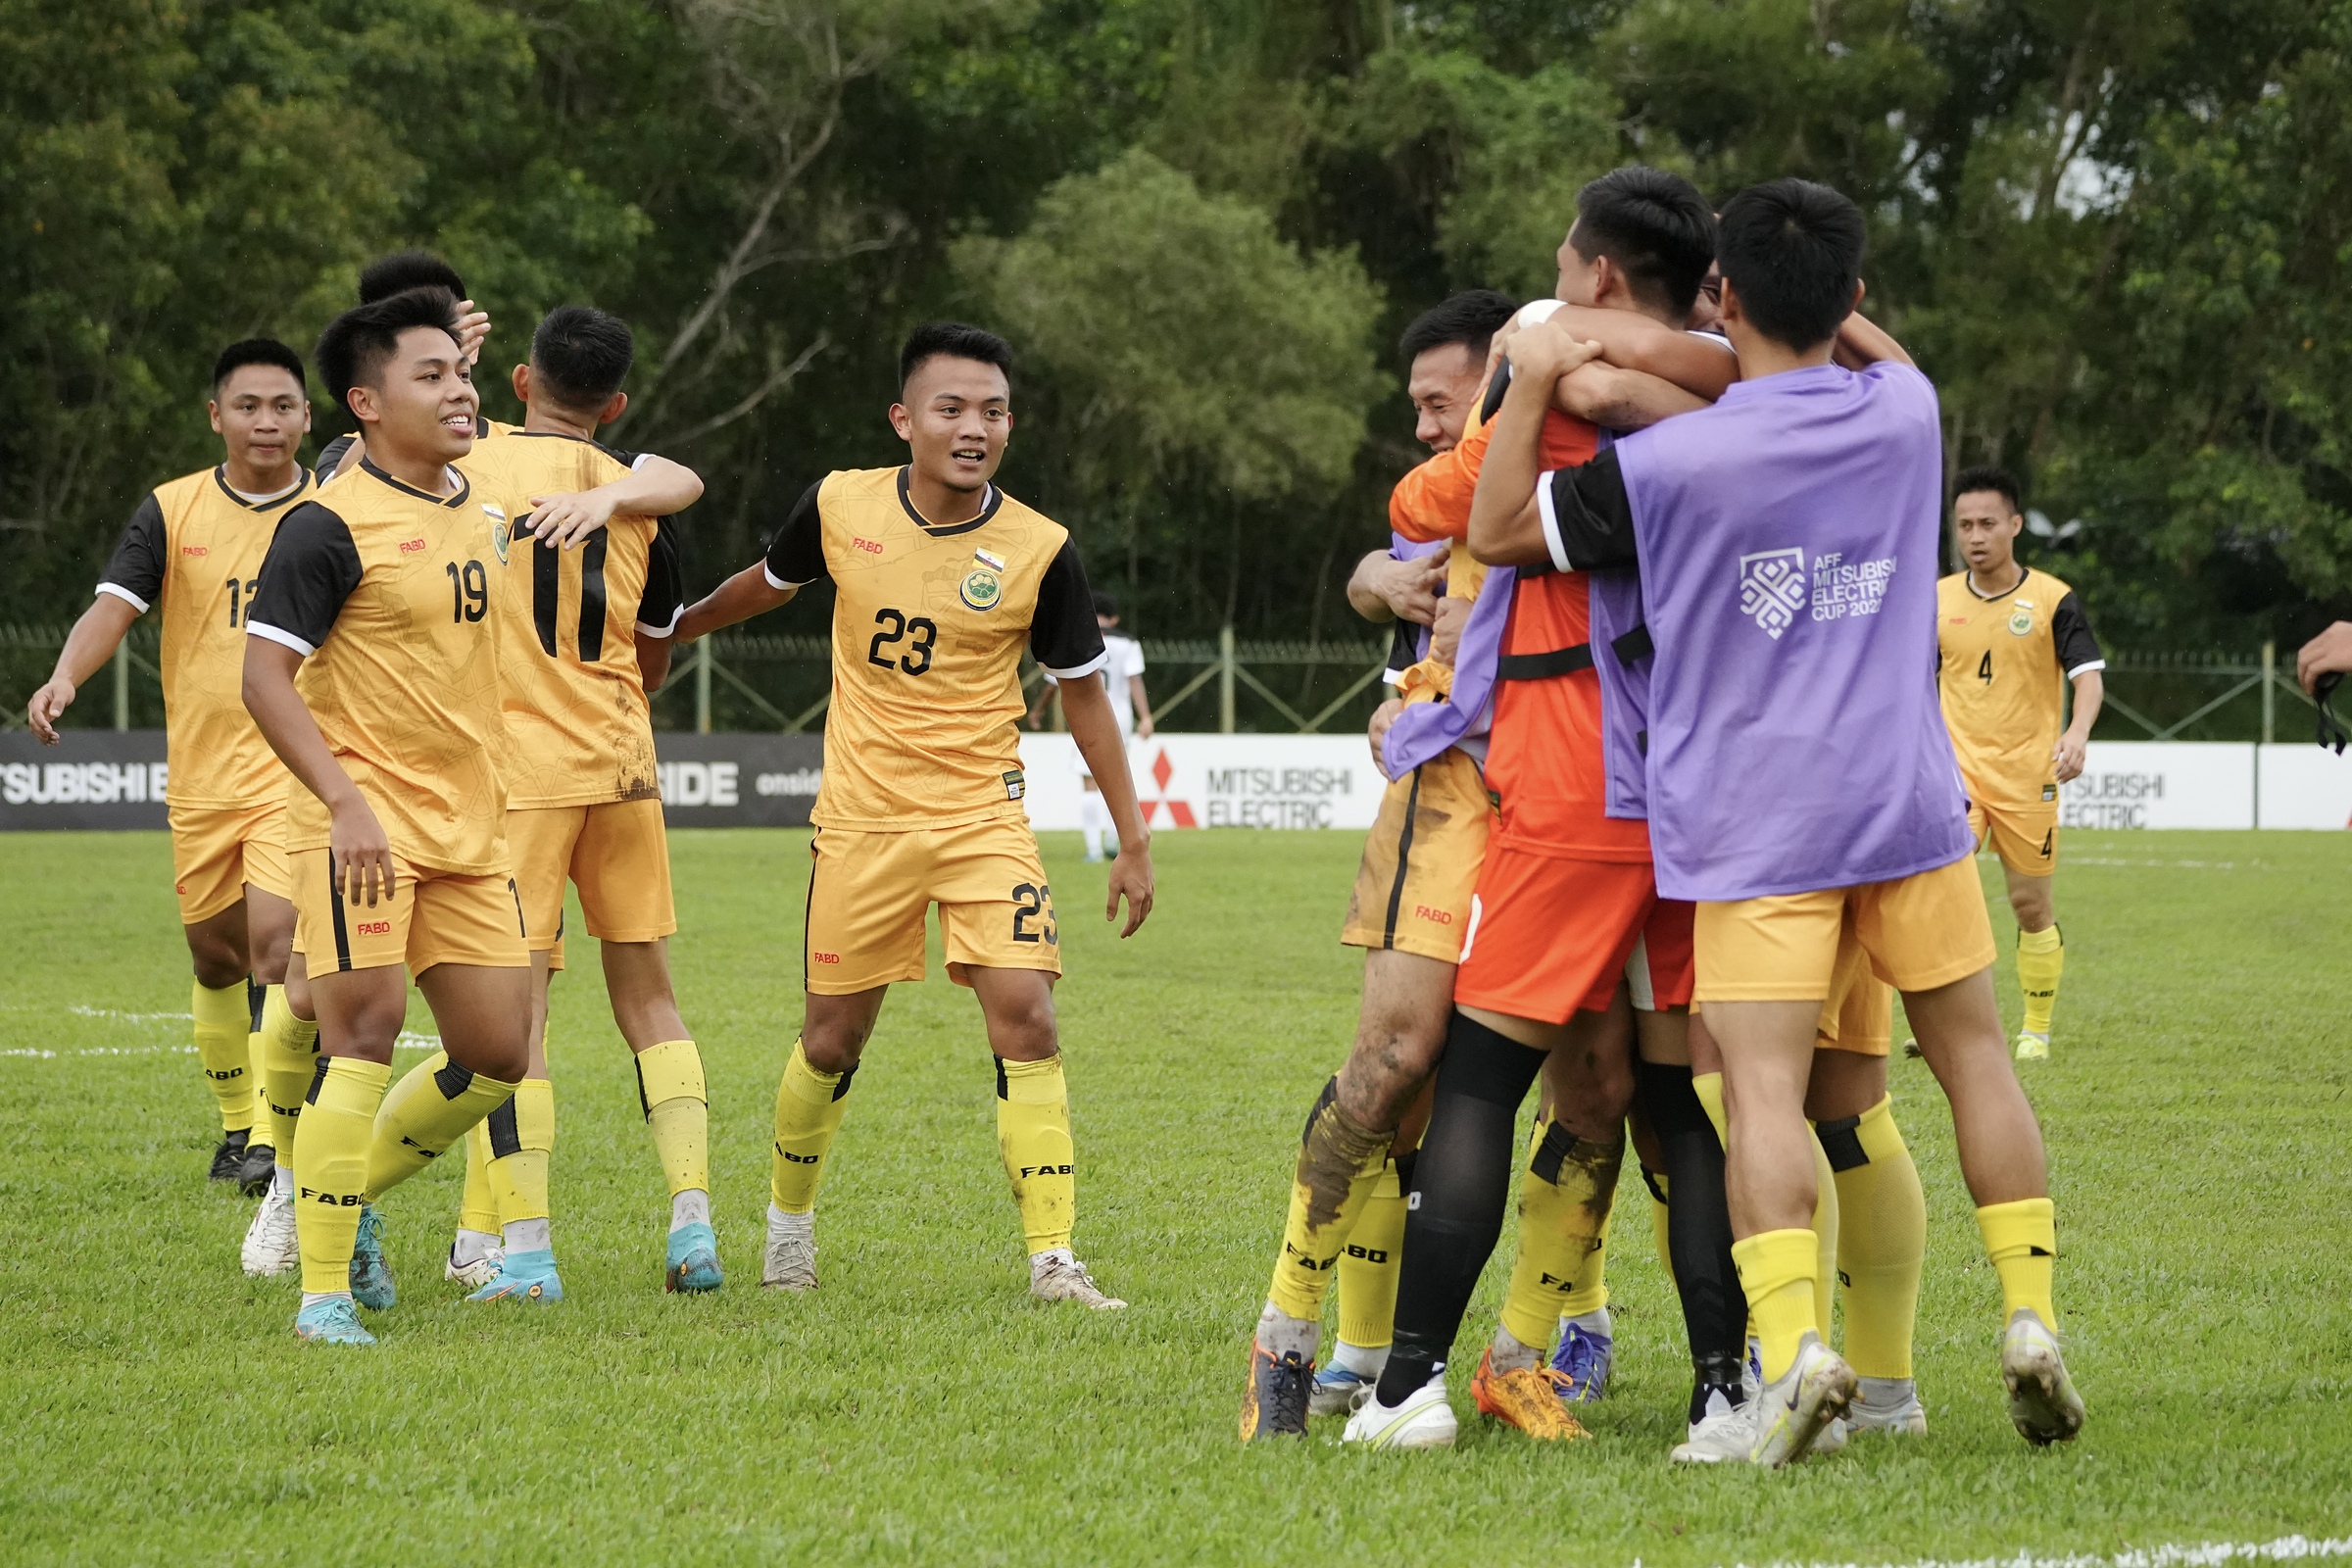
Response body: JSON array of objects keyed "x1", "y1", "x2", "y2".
[{"x1": 2, "y1": 826, "x2": 2348, "y2": 1565}]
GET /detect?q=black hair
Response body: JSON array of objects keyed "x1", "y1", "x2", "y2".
[
  {"x1": 1953, "y1": 465, "x2": 2022, "y2": 514},
  {"x1": 1092, "y1": 591, "x2": 1119, "y2": 621},
  {"x1": 1398, "y1": 290, "x2": 1519, "y2": 368},
  {"x1": 211, "y1": 338, "x2": 306, "y2": 393},
  {"x1": 358, "y1": 250, "x2": 466, "y2": 305},
  {"x1": 315, "y1": 287, "x2": 463, "y2": 415},
  {"x1": 530, "y1": 305, "x2": 633, "y2": 411},
  {"x1": 900, "y1": 321, "x2": 1013, "y2": 392},
  {"x1": 1567, "y1": 167, "x2": 1718, "y2": 318},
  {"x1": 1715, "y1": 178, "x2": 1868, "y2": 350}
]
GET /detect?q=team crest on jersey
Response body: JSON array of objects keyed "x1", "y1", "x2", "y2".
[
  {"x1": 482, "y1": 504, "x2": 511, "y2": 564},
  {"x1": 2008, "y1": 605, "x2": 2034, "y2": 636},
  {"x1": 1737, "y1": 548, "x2": 1807, "y2": 640},
  {"x1": 959, "y1": 565, "x2": 1004, "y2": 612}
]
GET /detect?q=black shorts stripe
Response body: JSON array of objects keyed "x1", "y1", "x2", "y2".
[
  {"x1": 1380, "y1": 764, "x2": 1425, "y2": 950},
  {"x1": 325, "y1": 858, "x2": 354, "y2": 972},
  {"x1": 509, "y1": 876, "x2": 526, "y2": 939},
  {"x1": 802, "y1": 829, "x2": 820, "y2": 993}
]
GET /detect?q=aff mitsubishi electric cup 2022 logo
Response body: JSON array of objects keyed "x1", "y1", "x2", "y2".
[{"x1": 1739, "y1": 548, "x2": 1808, "y2": 639}]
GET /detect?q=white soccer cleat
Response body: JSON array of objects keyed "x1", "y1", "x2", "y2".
[
  {"x1": 1341, "y1": 1372, "x2": 1458, "y2": 1449},
  {"x1": 2001, "y1": 1309, "x2": 2084, "y2": 1445},
  {"x1": 1849, "y1": 1376, "x2": 1930, "y2": 1436},
  {"x1": 2014, "y1": 1030, "x2": 2050, "y2": 1061},
  {"x1": 760, "y1": 1212, "x2": 818, "y2": 1292},
  {"x1": 1746, "y1": 1333, "x2": 1856, "y2": 1468},
  {"x1": 443, "y1": 1236, "x2": 504, "y2": 1291},
  {"x1": 240, "y1": 1186, "x2": 301, "y2": 1278},
  {"x1": 1670, "y1": 1386, "x2": 1754, "y2": 1463},
  {"x1": 1029, "y1": 1249, "x2": 1125, "y2": 1309}
]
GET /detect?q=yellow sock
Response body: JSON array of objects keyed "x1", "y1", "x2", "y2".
[
  {"x1": 365, "y1": 1053, "x2": 521, "y2": 1200},
  {"x1": 1976, "y1": 1196, "x2": 2058, "y2": 1329},
  {"x1": 997, "y1": 1054, "x2": 1075, "y2": 1254},
  {"x1": 1810, "y1": 1129, "x2": 1839, "y2": 1342},
  {"x1": 1733, "y1": 1227, "x2": 1820, "y2": 1383},
  {"x1": 771, "y1": 1039, "x2": 853, "y2": 1213},
  {"x1": 257, "y1": 984, "x2": 318, "y2": 1161},
  {"x1": 1499, "y1": 1119, "x2": 1621, "y2": 1348},
  {"x1": 486, "y1": 1078, "x2": 555, "y2": 1230},
  {"x1": 244, "y1": 985, "x2": 272, "y2": 1153},
  {"x1": 2017, "y1": 924, "x2": 2064, "y2": 1037},
  {"x1": 1823, "y1": 1096, "x2": 1926, "y2": 1379},
  {"x1": 295, "y1": 1056, "x2": 390, "y2": 1294},
  {"x1": 1692, "y1": 1070, "x2": 1728, "y2": 1144},
  {"x1": 1265, "y1": 1080, "x2": 1391, "y2": 1323},
  {"x1": 1334, "y1": 1158, "x2": 1405, "y2": 1348},
  {"x1": 636, "y1": 1039, "x2": 709, "y2": 1197},
  {"x1": 1646, "y1": 1171, "x2": 1675, "y2": 1285},
  {"x1": 460, "y1": 1119, "x2": 500, "y2": 1236},
  {"x1": 1564, "y1": 1215, "x2": 1611, "y2": 1319},
  {"x1": 191, "y1": 978, "x2": 252, "y2": 1132}
]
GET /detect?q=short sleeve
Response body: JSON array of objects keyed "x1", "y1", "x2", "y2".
[
  {"x1": 761, "y1": 481, "x2": 827, "y2": 588},
  {"x1": 2051, "y1": 591, "x2": 2104, "y2": 678},
  {"x1": 315, "y1": 433, "x2": 358, "y2": 477},
  {"x1": 1536, "y1": 447, "x2": 1639, "y2": 572},
  {"x1": 245, "y1": 502, "x2": 363, "y2": 656},
  {"x1": 635, "y1": 517, "x2": 684, "y2": 637},
  {"x1": 1121, "y1": 638, "x2": 1148, "y2": 677},
  {"x1": 97, "y1": 493, "x2": 168, "y2": 612},
  {"x1": 1031, "y1": 542, "x2": 1108, "y2": 677}
]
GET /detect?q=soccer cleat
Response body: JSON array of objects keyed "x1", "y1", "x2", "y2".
[
  {"x1": 444, "y1": 1237, "x2": 503, "y2": 1291},
  {"x1": 1747, "y1": 1334, "x2": 1856, "y2": 1467},
  {"x1": 664, "y1": 1221, "x2": 724, "y2": 1294},
  {"x1": 236, "y1": 1141, "x2": 276, "y2": 1199},
  {"x1": 348, "y1": 1204, "x2": 396, "y2": 1311},
  {"x1": 1811, "y1": 1415, "x2": 1850, "y2": 1456},
  {"x1": 293, "y1": 1296, "x2": 376, "y2": 1347},
  {"x1": 2014, "y1": 1030, "x2": 2050, "y2": 1061},
  {"x1": 1309, "y1": 1363, "x2": 1378, "y2": 1418},
  {"x1": 760, "y1": 1216, "x2": 818, "y2": 1292},
  {"x1": 2001, "y1": 1308, "x2": 2085, "y2": 1445},
  {"x1": 240, "y1": 1185, "x2": 301, "y2": 1278},
  {"x1": 1849, "y1": 1376, "x2": 1930, "y2": 1436},
  {"x1": 1548, "y1": 1319, "x2": 1614, "y2": 1402},
  {"x1": 1341, "y1": 1372, "x2": 1458, "y2": 1449},
  {"x1": 1470, "y1": 1349, "x2": 1590, "y2": 1441},
  {"x1": 1671, "y1": 1386, "x2": 1754, "y2": 1463},
  {"x1": 209, "y1": 1128, "x2": 251, "y2": 1184},
  {"x1": 466, "y1": 1247, "x2": 564, "y2": 1303},
  {"x1": 1239, "y1": 1344, "x2": 1313, "y2": 1441},
  {"x1": 1030, "y1": 1250, "x2": 1126, "y2": 1309}
]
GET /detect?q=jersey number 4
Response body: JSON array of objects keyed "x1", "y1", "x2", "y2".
[
  {"x1": 868, "y1": 608, "x2": 937, "y2": 675},
  {"x1": 1978, "y1": 650, "x2": 1994, "y2": 685}
]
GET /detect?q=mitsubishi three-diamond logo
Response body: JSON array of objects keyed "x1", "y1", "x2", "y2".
[
  {"x1": 1139, "y1": 747, "x2": 1198, "y2": 828},
  {"x1": 1738, "y1": 548, "x2": 1807, "y2": 640}
]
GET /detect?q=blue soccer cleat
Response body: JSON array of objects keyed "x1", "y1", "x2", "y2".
[
  {"x1": 664, "y1": 1222, "x2": 723, "y2": 1294},
  {"x1": 293, "y1": 1297, "x2": 377, "y2": 1347},
  {"x1": 1548, "y1": 1319, "x2": 1614, "y2": 1403},
  {"x1": 466, "y1": 1248, "x2": 564, "y2": 1303},
  {"x1": 349, "y1": 1204, "x2": 397, "y2": 1310}
]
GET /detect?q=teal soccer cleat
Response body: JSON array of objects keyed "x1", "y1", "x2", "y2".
[
  {"x1": 294, "y1": 1297, "x2": 377, "y2": 1347},
  {"x1": 349, "y1": 1204, "x2": 397, "y2": 1310},
  {"x1": 466, "y1": 1248, "x2": 564, "y2": 1303},
  {"x1": 664, "y1": 1222, "x2": 723, "y2": 1294}
]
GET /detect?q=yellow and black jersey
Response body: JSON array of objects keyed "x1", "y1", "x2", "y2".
[
  {"x1": 246, "y1": 459, "x2": 515, "y2": 874},
  {"x1": 764, "y1": 466, "x2": 1104, "y2": 831},
  {"x1": 1936, "y1": 566, "x2": 2104, "y2": 808},
  {"x1": 98, "y1": 465, "x2": 313, "y2": 808},
  {"x1": 314, "y1": 416, "x2": 516, "y2": 482},
  {"x1": 458, "y1": 430, "x2": 682, "y2": 809}
]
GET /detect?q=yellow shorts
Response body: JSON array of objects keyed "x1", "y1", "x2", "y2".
[
  {"x1": 1970, "y1": 798, "x2": 2057, "y2": 876},
  {"x1": 169, "y1": 801, "x2": 290, "y2": 924},
  {"x1": 1694, "y1": 854, "x2": 1995, "y2": 1002},
  {"x1": 1815, "y1": 916, "x2": 1893, "y2": 1056},
  {"x1": 509, "y1": 800, "x2": 677, "y2": 970},
  {"x1": 805, "y1": 817, "x2": 1060, "y2": 995},
  {"x1": 1340, "y1": 747, "x2": 1494, "y2": 963},
  {"x1": 291, "y1": 848, "x2": 528, "y2": 976}
]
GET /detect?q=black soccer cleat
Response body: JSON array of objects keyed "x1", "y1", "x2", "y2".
[
  {"x1": 236, "y1": 1138, "x2": 276, "y2": 1198},
  {"x1": 209, "y1": 1127, "x2": 251, "y2": 1184},
  {"x1": 1240, "y1": 1343, "x2": 1313, "y2": 1441}
]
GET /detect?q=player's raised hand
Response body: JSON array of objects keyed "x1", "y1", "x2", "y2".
[
  {"x1": 1505, "y1": 318, "x2": 1604, "y2": 385},
  {"x1": 1373, "y1": 549, "x2": 1447, "y2": 625},
  {"x1": 525, "y1": 489, "x2": 616, "y2": 550},
  {"x1": 2296, "y1": 620, "x2": 2352, "y2": 693},
  {"x1": 1106, "y1": 839, "x2": 1153, "y2": 938},
  {"x1": 25, "y1": 676, "x2": 75, "y2": 744},
  {"x1": 454, "y1": 300, "x2": 491, "y2": 369},
  {"x1": 1367, "y1": 696, "x2": 1405, "y2": 775},
  {"x1": 330, "y1": 796, "x2": 396, "y2": 908}
]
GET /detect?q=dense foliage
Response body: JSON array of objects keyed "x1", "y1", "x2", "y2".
[{"x1": 7, "y1": 0, "x2": 2348, "y2": 671}]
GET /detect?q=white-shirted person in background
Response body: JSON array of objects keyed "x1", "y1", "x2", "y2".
[{"x1": 1030, "y1": 593, "x2": 1154, "y2": 861}]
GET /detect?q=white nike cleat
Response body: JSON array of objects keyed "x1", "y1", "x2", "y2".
[
  {"x1": 1747, "y1": 1333, "x2": 1857, "y2": 1467},
  {"x1": 443, "y1": 1235, "x2": 504, "y2": 1291},
  {"x1": 1342, "y1": 1372, "x2": 1458, "y2": 1449},
  {"x1": 2001, "y1": 1309, "x2": 2084, "y2": 1445},
  {"x1": 1029, "y1": 1249, "x2": 1125, "y2": 1309},
  {"x1": 1670, "y1": 1386, "x2": 1754, "y2": 1463},
  {"x1": 760, "y1": 1211, "x2": 818, "y2": 1292},
  {"x1": 2014, "y1": 1030, "x2": 2050, "y2": 1061},
  {"x1": 1849, "y1": 1376, "x2": 1929, "y2": 1436},
  {"x1": 240, "y1": 1186, "x2": 301, "y2": 1278}
]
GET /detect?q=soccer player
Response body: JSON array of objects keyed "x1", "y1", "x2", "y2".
[
  {"x1": 673, "y1": 321, "x2": 1150, "y2": 1309},
  {"x1": 315, "y1": 251, "x2": 501, "y2": 479},
  {"x1": 1025, "y1": 592, "x2": 1153, "y2": 862},
  {"x1": 1485, "y1": 177, "x2": 2083, "y2": 1462},
  {"x1": 440, "y1": 304, "x2": 712, "y2": 1302},
  {"x1": 26, "y1": 340, "x2": 323, "y2": 1225},
  {"x1": 241, "y1": 285, "x2": 531, "y2": 1347},
  {"x1": 1937, "y1": 466, "x2": 2105, "y2": 1060}
]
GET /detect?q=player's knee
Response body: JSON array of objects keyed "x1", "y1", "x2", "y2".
[
  {"x1": 986, "y1": 996, "x2": 1058, "y2": 1060},
  {"x1": 186, "y1": 938, "x2": 246, "y2": 991}
]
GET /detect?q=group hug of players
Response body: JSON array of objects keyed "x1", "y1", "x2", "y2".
[
  {"x1": 31, "y1": 254, "x2": 1148, "y2": 1347},
  {"x1": 1238, "y1": 167, "x2": 2103, "y2": 1466}
]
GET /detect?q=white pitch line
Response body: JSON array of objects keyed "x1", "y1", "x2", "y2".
[
  {"x1": 1700, "y1": 1533, "x2": 2352, "y2": 1568},
  {"x1": 2, "y1": 1031, "x2": 442, "y2": 1060}
]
